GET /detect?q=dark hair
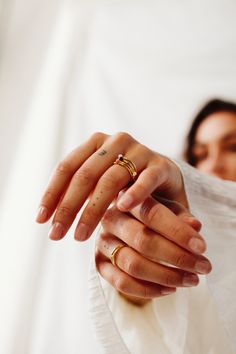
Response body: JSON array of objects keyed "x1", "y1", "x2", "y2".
[{"x1": 184, "y1": 98, "x2": 236, "y2": 166}]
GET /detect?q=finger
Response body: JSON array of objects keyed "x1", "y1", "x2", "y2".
[
  {"x1": 48, "y1": 141, "x2": 126, "y2": 240},
  {"x1": 180, "y1": 215, "x2": 202, "y2": 232},
  {"x1": 101, "y1": 207, "x2": 212, "y2": 274},
  {"x1": 116, "y1": 190, "x2": 202, "y2": 234},
  {"x1": 74, "y1": 144, "x2": 152, "y2": 241},
  {"x1": 35, "y1": 132, "x2": 108, "y2": 223},
  {"x1": 151, "y1": 195, "x2": 202, "y2": 232},
  {"x1": 49, "y1": 133, "x2": 142, "y2": 240},
  {"x1": 95, "y1": 249, "x2": 176, "y2": 299},
  {"x1": 97, "y1": 232, "x2": 199, "y2": 288},
  {"x1": 116, "y1": 162, "x2": 167, "y2": 211},
  {"x1": 129, "y1": 196, "x2": 206, "y2": 254},
  {"x1": 116, "y1": 158, "x2": 187, "y2": 211}
]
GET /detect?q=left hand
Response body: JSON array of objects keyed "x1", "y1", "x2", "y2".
[
  {"x1": 95, "y1": 196, "x2": 211, "y2": 305},
  {"x1": 35, "y1": 132, "x2": 199, "y2": 245}
]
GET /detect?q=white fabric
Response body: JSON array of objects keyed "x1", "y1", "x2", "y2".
[
  {"x1": 0, "y1": 1, "x2": 236, "y2": 353},
  {"x1": 180, "y1": 162, "x2": 236, "y2": 352},
  {"x1": 90, "y1": 162, "x2": 236, "y2": 354}
]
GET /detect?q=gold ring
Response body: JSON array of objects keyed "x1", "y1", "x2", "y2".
[
  {"x1": 110, "y1": 244, "x2": 126, "y2": 267},
  {"x1": 113, "y1": 154, "x2": 138, "y2": 181}
]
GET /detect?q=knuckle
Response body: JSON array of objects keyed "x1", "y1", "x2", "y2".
[
  {"x1": 101, "y1": 174, "x2": 121, "y2": 191},
  {"x1": 147, "y1": 204, "x2": 163, "y2": 224},
  {"x1": 140, "y1": 285, "x2": 156, "y2": 299},
  {"x1": 163, "y1": 158, "x2": 172, "y2": 172},
  {"x1": 115, "y1": 276, "x2": 129, "y2": 294},
  {"x1": 142, "y1": 286, "x2": 148, "y2": 298},
  {"x1": 114, "y1": 131, "x2": 133, "y2": 144},
  {"x1": 55, "y1": 160, "x2": 73, "y2": 176},
  {"x1": 147, "y1": 166, "x2": 160, "y2": 184},
  {"x1": 133, "y1": 229, "x2": 150, "y2": 254},
  {"x1": 139, "y1": 200, "x2": 162, "y2": 224},
  {"x1": 85, "y1": 205, "x2": 102, "y2": 221},
  {"x1": 73, "y1": 168, "x2": 93, "y2": 187},
  {"x1": 174, "y1": 252, "x2": 189, "y2": 268},
  {"x1": 143, "y1": 285, "x2": 154, "y2": 298},
  {"x1": 124, "y1": 257, "x2": 140, "y2": 277},
  {"x1": 169, "y1": 222, "x2": 182, "y2": 239},
  {"x1": 91, "y1": 131, "x2": 106, "y2": 142},
  {"x1": 101, "y1": 208, "x2": 115, "y2": 226},
  {"x1": 164, "y1": 273, "x2": 174, "y2": 287},
  {"x1": 96, "y1": 231, "x2": 112, "y2": 250},
  {"x1": 101, "y1": 211, "x2": 111, "y2": 226},
  {"x1": 56, "y1": 205, "x2": 73, "y2": 219},
  {"x1": 139, "y1": 199, "x2": 152, "y2": 220},
  {"x1": 137, "y1": 143, "x2": 151, "y2": 155}
]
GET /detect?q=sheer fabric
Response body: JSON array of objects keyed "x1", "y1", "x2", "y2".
[{"x1": 90, "y1": 161, "x2": 236, "y2": 354}]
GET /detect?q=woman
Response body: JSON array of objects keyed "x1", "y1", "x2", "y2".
[
  {"x1": 184, "y1": 98, "x2": 236, "y2": 181},
  {"x1": 36, "y1": 99, "x2": 236, "y2": 353}
]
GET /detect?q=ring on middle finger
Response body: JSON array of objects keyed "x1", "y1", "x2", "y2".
[{"x1": 113, "y1": 154, "x2": 138, "y2": 182}]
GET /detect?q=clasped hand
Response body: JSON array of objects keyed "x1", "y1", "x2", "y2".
[{"x1": 36, "y1": 132, "x2": 212, "y2": 300}]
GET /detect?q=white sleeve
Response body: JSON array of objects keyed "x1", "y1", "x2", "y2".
[
  {"x1": 88, "y1": 161, "x2": 236, "y2": 354},
  {"x1": 176, "y1": 160, "x2": 236, "y2": 353}
]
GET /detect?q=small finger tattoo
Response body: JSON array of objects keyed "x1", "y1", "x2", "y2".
[{"x1": 98, "y1": 149, "x2": 107, "y2": 156}]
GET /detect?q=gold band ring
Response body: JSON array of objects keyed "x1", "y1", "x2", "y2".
[
  {"x1": 110, "y1": 244, "x2": 126, "y2": 267},
  {"x1": 113, "y1": 154, "x2": 138, "y2": 181}
]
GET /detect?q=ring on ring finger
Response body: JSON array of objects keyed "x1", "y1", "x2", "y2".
[{"x1": 110, "y1": 244, "x2": 126, "y2": 267}]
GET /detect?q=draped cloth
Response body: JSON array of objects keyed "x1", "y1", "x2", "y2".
[
  {"x1": 0, "y1": 1, "x2": 236, "y2": 353},
  {"x1": 89, "y1": 161, "x2": 236, "y2": 353}
]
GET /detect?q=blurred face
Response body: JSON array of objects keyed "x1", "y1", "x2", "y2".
[{"x1": 192, "y1": 112, "x2": 236, "y2": 182}]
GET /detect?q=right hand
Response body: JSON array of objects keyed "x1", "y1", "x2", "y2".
[
  {"x1": 95, "y1": 195, "x2": 212, "y2": 304},
  {"x1": 36, "y1": 132, "x2": 190, "y2": 241}
]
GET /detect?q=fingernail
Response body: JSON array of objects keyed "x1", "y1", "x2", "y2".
[
  {"x1": 188, "y1": 238, "x2": 206, "y2": 254},
  {"x1": 117, "y1": 194, "x2": 133, "y2": 210},
  {"x1": 187, "y1": 217, "x2": 202, "y2": 231},
  {"x1": 36, "y1": 206, "x2": 48, "y2": 223},
  {"x1": 195, "y1": 260, "x2": 212, "y2": 274},
  {"x1": 75, "y1": 223, "x2": 89, "y2": 241},
  {"x1": 161, "y1": 288, "x2": 176, "y2": 295},
  {"x1": 183, "y1": 274, "x2": 199, "y2": 287},
  {"x1": 48, "y1": 222, "x2": 64, "y2": 240}
]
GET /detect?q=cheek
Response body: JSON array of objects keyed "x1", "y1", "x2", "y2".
[
  {"x1": 194, "y1": 160, "x2": 211, "y2": 172},
  {"x1": 217, "y1": 152, "x2": 236, "y2": 181},
  {"x1": 195, "y1": 152, "x2": 236, "y2": 177},
  {"x1": 225, "y1": 153, "x2": 236, "y2": 170}
]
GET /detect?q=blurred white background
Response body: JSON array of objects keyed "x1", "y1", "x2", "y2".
[{"x1": 0, "y1": 0, "x2": 235, "y2": 353}]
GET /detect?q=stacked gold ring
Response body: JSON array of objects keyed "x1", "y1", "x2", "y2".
[{"x1": 113, "y1": 154, "x2": 138, "y2": 181}]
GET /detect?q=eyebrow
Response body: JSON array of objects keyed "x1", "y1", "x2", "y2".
[
  {"x1": 194, "y1": 131, "x2": 236, "y2": 148},
  {"x1": 221, "y1": 131, "x2": 236, "y2": 141}
]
